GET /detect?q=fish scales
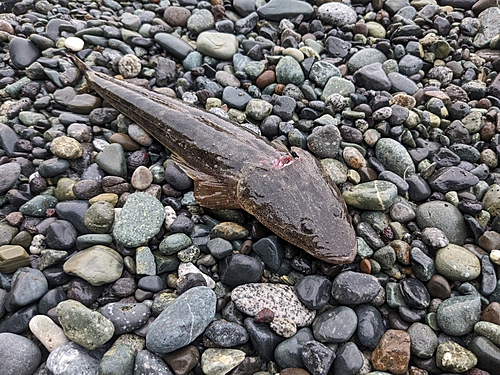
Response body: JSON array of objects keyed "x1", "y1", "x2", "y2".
[{"x1": 70, "y1": 55, "x2": 357, "y2": 264}]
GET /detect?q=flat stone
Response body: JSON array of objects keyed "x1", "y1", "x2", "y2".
[
  {"x1": 196, "y1": 32, "x2": 239, "y2": 60},
  {"x1": 257, "y1": 0, "x2": 314, "y2": 21},
  {"x1": 113, "y1": 192, "x2": 165, "y2": 247},
  {"x1": 342, "y1": 180, "x2": 398, "y2": 211},
  {"x1": 474, "y1": 321, "x2": 500, "y2": 347},
  {"x1": 295, "y1": 275, "x2": 331, "y2": 310},
  {"x1": 56, "y1": 299, "x2": 114, "y2": 350},
  {"x1": 428, "y1": 166, "x2": 479, "y2": 193},
  {"x1": 0, "y1": 123, "x2": 20, "y2": 157},
  {"x1": 146, "y1": 286, "x2": 216, "y2": 355},
  {"x1": 435, "y1": 244, "x2": 481, "y2": 281},
  {"x1": 155, "y1": 33, "x2": 194, "y2": 60},
  {"x1": 63, "y1": 245, "x2": 123, "y2": 286},
  {"x1": 231, "y1": 283, "x2": 315, "y2": 336},
  {"x1": 95, "y1": 143, "x2": 127, "y2": 177},
  {"x1": 0, "y1": 245, "x2": 30, "y2": 273}
]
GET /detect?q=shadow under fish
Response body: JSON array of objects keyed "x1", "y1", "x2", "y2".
[{"x1": 68, "y1": 54, "x2": 357, "y2": 265}]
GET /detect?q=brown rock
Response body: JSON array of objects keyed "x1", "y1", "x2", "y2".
[
  {"x1": 472, "y1": 0, "x2": 499, "y2": 15},
  {"x1": 254, "y1": 308, "x2": 274, "y2": 323},
  {"x1": 0, "y1": 244, "x2": 31, "y2": 273},
  {"x1": 255, "y1": 70, "x2": 276, "y2": 89},
  {"x1": 0, "y1": 20, "x2": 14, "y2": 34},
  {"x1": 5, "y1": 212, "x2": 23, "y2": 226},
  {"x1": 480, "y1": 121, "x2": 496, "y2": 141},
  {"x1": 426, "y1": 274, "x2": 451, "y2": 299},
  {"x1": 409, "y1": 366, "x2": 428, "y2": 375},
  {"x1": 163, "y1": 345, "x2": 200, "y2": 375},
  {"x1": 481, "y1": 302, "x2": 500, "y2": 325},
  {"x1": 109, "y1": 133, "x2": 141, "y2": 151},
  {"x1": 390, "y1": 240, "x2": 411, "y2": 265},
  {"x1": 231, "y1": 357, "x2": 263, "y2": 375},
  {"x1": 372, "y1": 329, "x2": 411, "y2": 375},
  {"x1": 467, "y1": 368, "x2": 490, "y2": 375},
  {"x1": 360, "y1": 258, "x2": 372, "y2": 274},
  {"x1": 280, "y1": 368, "x2": 311, "y2": 375},
  {"x1": 163, "y1": 6, "x2": 191, "y2": 27}
]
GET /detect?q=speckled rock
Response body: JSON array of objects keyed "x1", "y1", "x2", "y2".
[
  {"x1": 231, "y1": 283, "x2": 316, "y2": 336},
  {"x1": 201, "y1": 348, "x2": 246, "y2": 375},
  {"x1": 56, "y1": 299, "x2": 114, "y2": 350},
  {"x1": 436, "y1": 341, "x2": 477, "y2": 373},
  {"x1": 371, "y1": 330, "x2": 411, "y2": 375},
  {"x1": 343, "y1": 181, "x2": 398, "y2": 211},
  {"x1": 375, "y1": 138, "x2": 415, "y2": 177},
  {"x1": 113, "y1": 192, "x2": 165, "y2": 247}
]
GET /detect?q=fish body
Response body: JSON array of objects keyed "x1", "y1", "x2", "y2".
[{"x1": 70, "y1": 56, "x2": 357, "y2": 264}]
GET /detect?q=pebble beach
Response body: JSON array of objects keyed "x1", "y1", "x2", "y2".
[{"x1": 1, "y1": 0, "x2": 500, "y2": 374}]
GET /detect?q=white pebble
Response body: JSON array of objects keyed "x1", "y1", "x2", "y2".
[
  {"x1": 29, "y1": 315, "x2": 69, "y2": 352},
  {"x1": 30, "y1": 234, "x2": 45, "y2": 255},
  {"x1": 164, "y1": 206, "x2": 177, "y2": 229},
  {"x1": 490, "y1": 250, "x2": 500, "y2": 265},
  {"x1": 64, "y1": 37, "x2": 85, "y2": 52}
]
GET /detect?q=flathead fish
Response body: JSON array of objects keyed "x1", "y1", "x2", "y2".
[{"x1": 69, "y1": 55, "x2": 357, "y2": 264}]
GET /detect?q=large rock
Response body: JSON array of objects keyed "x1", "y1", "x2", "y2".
[{"x1": 146, "y1": 286, "x2": 216, "y2": 355}]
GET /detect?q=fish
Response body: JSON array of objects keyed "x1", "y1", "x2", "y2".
[{"x1": 68, "y1": 54, "x2": 357, "y2": 265}]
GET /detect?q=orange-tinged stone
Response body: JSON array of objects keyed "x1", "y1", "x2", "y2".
[
  {"x1": 372, "y1": 329, "x2": 411, "y2": 375},
  {"x1": 0, "y1": 244, "x2": 30, "y2": 273},
  {"x1": 256, "y1": 70, "x2": 276, "y2": 89},
  {"x1": 359, "y1": 258, "x2": 371, "y2": 274},
  {"x1": 109, "y1": 133, "x2": 141, "y2": 151}
]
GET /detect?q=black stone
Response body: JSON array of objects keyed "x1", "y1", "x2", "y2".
[
  {"x1": 405, "y1": 174, "x2": 431, "y2": 202},
  {"x1": 251, "y1": 235, "x2": 284, "y2": 272},
  {"x1": 400, "y1": 278, "x2": 430, "y2": 309},
  {"x1": 428, "y1": 166, "x2": 479, "y2": 193},
  {"x1": 295, "y1": 275, "x2": 331, "y2": 310},
  {"x1": 355, "y1": 304, "x2": 386, "y2": 350},
  {"x1": 301, "y1": 340, "x2": 335, "y2": 375},
  {"x1": 219, "y1": 254, "x2": 264, "y2": 287},
  {"x1": 244, "y1": 318, "x2": 284, "y2": 362},
  {"x1": 204, "y1": 320, "x2": 249, "y2": 347},
  {"x1": 45, "y1": 220, "x2": 78, "y2": 250},
  {"x1": 332, "y1": 342, "x2": 364, "y2": 375}
]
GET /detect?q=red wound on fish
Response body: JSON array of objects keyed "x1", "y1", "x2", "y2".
[{"x1": 273, "y1": 155, "x2": 294, "y2": 169}]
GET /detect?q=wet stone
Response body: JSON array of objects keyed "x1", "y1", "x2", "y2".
[
  {"x1": 355, "y1": 304, "x2": 386, "y2": 350},
  {"x1": 301, "y1": 340, "x2": 335, "y2": 375},
  {"x1": 204, "y1": 320, "x2": 249, "y2": 347},
  {"x1": 294, "y1": 275, "x2": 331, "y2": 310},
  {"x1": 274, "y1": 327, "x2": 314, "y2": 369},
  {"x1": 146, "y1": 286, "x2": 216, "y2": 355},
  {"x1": 331, "y1": 271, "x2": 382, "y2": 305},
  {"x1": 372, "y1": 330, "x2": 411, "y2": 375},
  {"x1": 219, "y1": 254, "x2": 263, "y2": 287},
  {"x1": 56, "y1": 299, "x2": 114, "y2": 350},
  {"x1": 312, "y1": 306, "x2": 357, "y2": 344},
  {"x1": 436, "y1": 341, "x2": 477, "y2": 373},
  {"x1": 99, "y1": 302, "x2": 151, "y2": 334},
  {"x1": 437, "y1": 294, "x2": 481, "y2": 336},
  {"x1": 332, "y1": 342, "x2": 364, "y2": 374},
  {"x1": 343, "y1": 180, "x2": 398, "y2": 211},
  {"x1": 232, "y1": 283, "x2": 315, "y2": 336},
  {"x1": 251, "y1": 235, "x2": 284, "y2": 272}
]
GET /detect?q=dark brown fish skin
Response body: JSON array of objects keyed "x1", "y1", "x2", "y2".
[{"x1": 69, "y1": 55, "x2": 357, "y2": 264}]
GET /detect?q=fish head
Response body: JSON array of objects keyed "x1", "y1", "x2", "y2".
[{"x1": 236, "y1": 147, "x2": 357, "y2": 264}]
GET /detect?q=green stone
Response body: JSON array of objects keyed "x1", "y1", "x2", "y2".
[
  {"x1": 320, "y1": 77, "x2": 355, "y2": 100},
  {"x1": 275, "y1": 56, "x2": 305, "y2": 85},
  {"x1": 76, "y1": 234, "x2": 114, "y2": 250},
  {"x1": 84, "y1": 201, "x2": 115, "y2": 233},
  {"x1": 159, "y1": 233, "x2": 192, "y2": 255},
  {"x1": 375, "y1": 138, "x2": 415, "y2": 177},
  {"x1": 19, "y1": 195, "x2": 58, "y2": 217},
  {"x1": 113, "y1": 192, "x2": 165, "y2": 247},
  {"x1": 95, "y1": 143, "x2": 127, "y2": 177},
  {"x1": 38, "y1": 249, "x2": 68, "y2": 271},
  {"x1": 245, "y1": 99, "x2": 273, "y2": 121},
  {"x1": 435, "y1": 244, "x2": 481, "y2": 281},
  {"x1": 474, "y1": 321, "x2": 500, "y2": 347},
  {"x1": 56, "y1": 299, "x2": 115, "y2": 350},
  {"x1": 136, "y1": 246, "x2": 156, "y2": 276},
  {"x1": 436, "y1": 341, "x2": 477, "y2": 373},
  {"x1": 98, "y1": 342, "x2": 135, "y2": 375},
  {"x1": 342, "y1": 180, "x2": 398, "y2": 211},
  {"x1": 153, "y1": 251, "x2": 180, "y2": 274},
  {"x1": 63, "y1": 245, "x2": 124, "y2": 286},
  {"x1": 437, "y1": 294, "x2": 481, "y2": 336}
]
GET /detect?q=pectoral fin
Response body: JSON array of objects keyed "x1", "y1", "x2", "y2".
[{"x1": 170, "y1": 153, "x2": 241, "y2": 209}]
